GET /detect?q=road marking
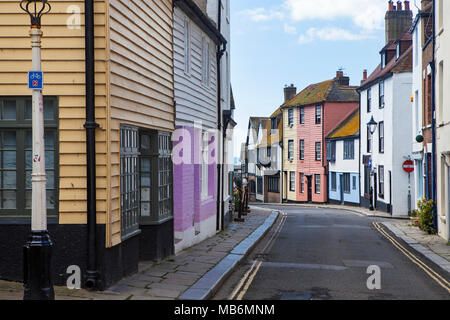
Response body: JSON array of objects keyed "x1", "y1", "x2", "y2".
[
  {"x1": 373, "y1": 222, "x2": 450, "y2": 293},
  {"x1": 253, "y1": 261, "x2": 348, "y2": 271},
  {"x1": 230, "y1": 211, "x2": 287, "y2": 300}
]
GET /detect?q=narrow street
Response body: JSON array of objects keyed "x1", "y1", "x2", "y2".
[{"x1": 213, "y1": 206, "x2": 450, "y2": 300}]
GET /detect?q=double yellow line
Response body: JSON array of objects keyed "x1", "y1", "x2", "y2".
[
  {"x1": 229, "y1": 212, "x2": 287, "y2": 300},
  {"x1": 373, "y1": 222, "x2": 450, "y2": 293}
]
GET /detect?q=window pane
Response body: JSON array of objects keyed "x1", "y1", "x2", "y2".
[
  {"x1": 46, "y1": 190, "x2": 55, "y2": 209},
  {"x1": 3, "y1": 100, "x2": 16, "y2": 120},
  {"x1": 3, "y1": 171, "x2": 16, "y2": 188},
  {"x1": 44, "y1": 101, "x2": 54, "y2": 120},
  {"x1": 46, "y1": 170, "x2": 54, "y2": 189},
  {"x1": 25, "y1": 100, "x2": 32, "y2": 120},
  {"x1": 2, "y1": 190, "x2": 16, "y2": 209},
  {"x1": 26, "y1": 170, "x2": 32, "y2": 188},
  {"x1": 25, "y1": 190, "x2": 32, "y2": 209},
  {"x1": 3, "y1": 131, "x2": 16, "y2": 149},
  {"x1": 45, "y1": 151, "x2": 54, "y2": 169},
  {"x1": 3, "y1": 151, "x2": 16, "y2": 169}
]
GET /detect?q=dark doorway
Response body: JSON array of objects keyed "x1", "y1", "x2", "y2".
[
  {"x1": 307, "y1": 176, "x2": 312, "y2": 202},
  {"x1": 339, "y1": 174, "x2": 344, "y2": 204},
  {"x1": 389, "y1": 171, "x2": 392, "y2": 214},
  {"x1": 374, "y1": 172, "x2": 378, "y2": 209}
]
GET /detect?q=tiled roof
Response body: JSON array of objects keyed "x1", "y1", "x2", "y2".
[
  {"x1": 360, "y1": 30, "x2": 413, "y2": 90},
  {"x1": 270, "y1": 78, "x2": 358, "y2": 118},
  {"x1": 327, "y1": 109, "x2": 360, "y2": 139}
]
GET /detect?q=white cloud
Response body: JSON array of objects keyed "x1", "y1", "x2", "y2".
[
  {"x1": 283, "y1": 0, "x2": 386, "y2": 31},
  {"x1": 297, "y1": 27, "x2": 374, "y2": 44},
  {"x1": 238, "y1": 8, "x2": 284, "y2": 22},
  {"x1": 283, "y1": 23, "x2": 297, "y2": 35}
]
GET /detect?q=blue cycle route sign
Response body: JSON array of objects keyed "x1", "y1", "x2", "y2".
[{"x1": 28, "y1": 71, "x2": 43, "y2": 90}]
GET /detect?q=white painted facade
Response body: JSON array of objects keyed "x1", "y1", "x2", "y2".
[
  {"x1": 360, "y1": 72, "x2": 414, "y2": 217},
  {"x1": 329, "y1": 139, "x2": 360, "y2": 173},
  {"x1": 411, "y1": 15, "x2": 426, "y2": 209},
  {"x1": 435, "y1": 0, "x2": 450, "y2": 240},
  {"x1": 173, "y1": 6, "x2": 218, "y2": 129},
  {"x1": 173, "y1": 3, "x2": 220, "y2": 253}
]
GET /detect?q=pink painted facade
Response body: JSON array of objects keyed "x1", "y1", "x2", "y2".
[
  {"x1": 296, "y1": 101, "x2": 358, "y2": 203},
  {"x1": 173, "y1": 126, "x2": 217, "y2": 238}
]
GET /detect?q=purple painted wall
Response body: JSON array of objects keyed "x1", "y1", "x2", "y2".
[{"x1": 173, "y1": 125, "x2": 217, "y2": 234}]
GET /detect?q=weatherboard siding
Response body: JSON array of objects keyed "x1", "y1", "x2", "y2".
[{"x1": 0, "y1": 0, "x2": 109, "y2": 226}]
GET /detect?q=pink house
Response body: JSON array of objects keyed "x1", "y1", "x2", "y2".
[{"x1": 284, "y1": 72, "x2": 359, "y2": 203}]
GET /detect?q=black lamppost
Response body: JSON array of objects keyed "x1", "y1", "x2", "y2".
[
  {"x1": 20, "y1": 0, "x2": 54, "y2": 300},
  {"x1": 367, "y1": 116, "x2": 377, "y2": 211}
]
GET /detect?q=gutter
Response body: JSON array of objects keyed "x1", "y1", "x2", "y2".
[
  {"x1": 84, "y1": 0, "x2": 100, "y2": 289},
  {"x1": 431, "y1": 0, "x2": 437, "y2": 231}
]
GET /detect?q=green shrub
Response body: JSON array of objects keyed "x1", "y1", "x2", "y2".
[{"x1": 416, "y1": 198, "x2": 436, "y2": 234}]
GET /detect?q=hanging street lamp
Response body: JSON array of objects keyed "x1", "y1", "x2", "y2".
[{"x1": 20, "y1": 0, "x2": 54, "y2": 300}]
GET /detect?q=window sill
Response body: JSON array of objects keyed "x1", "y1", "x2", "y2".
[{"x1": 201, "y1": 195, "x2": 213, "y2": 202}]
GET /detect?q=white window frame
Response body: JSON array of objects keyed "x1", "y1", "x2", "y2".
[
  {"x1": 201, "y1": 131, "x2": 210, "y2": 201},
  {"x1": 184, "y1": 19, "x2": 191, "y2": 74},
  {"x1": 290, "y1": 172, "x2": 296, "y2": 191},
  {"x1": 202, "y1": 37, "x2": 210, "y2": 87}
]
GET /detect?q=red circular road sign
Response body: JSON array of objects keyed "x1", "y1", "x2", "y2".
[{"x1": 403, "y1": 160, "x2": 414, "y2": 173}]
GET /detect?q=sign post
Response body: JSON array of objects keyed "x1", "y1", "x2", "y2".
[{"x1": 403, "y1": 160, "x2": 414, "y2": 215}]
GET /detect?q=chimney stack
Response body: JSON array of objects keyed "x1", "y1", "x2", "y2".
[
  {"x1": 284, "y1": 84, "x2": 297, "y2": 103},
  {"x1": 385, "y1": 0, "x2": 413, "y2": 43},
  {"x1": 335, "y1": 70, "x2": 350, "y2": 86},
  {"x1": 363, "y1": 69, "x2": 368, "y2": 81}
]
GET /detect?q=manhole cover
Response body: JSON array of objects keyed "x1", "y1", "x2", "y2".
[{"x1": 279, "y1": 292, "x2": 312, "y2": 300}]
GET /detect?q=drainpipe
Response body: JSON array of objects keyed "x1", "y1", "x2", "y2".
[
  {"x1": 431, "y1": 0, "x2": 437, "y2": 232},
  {"x1": 216, "y1": 0, "x2": 227, "y2": 231},
  {"x1": 84, "y1": 0, "x2": 100, "y2": 289}
]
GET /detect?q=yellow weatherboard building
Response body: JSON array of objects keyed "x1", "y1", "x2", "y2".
[{"x1": 0, "y1": 0, "x2": 175, "y2": 289}]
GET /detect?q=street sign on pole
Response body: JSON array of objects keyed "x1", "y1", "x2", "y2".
[
  {"x1": 28, "y1": 71, "x2": 43, "y2": 90},
  {"x1": 402, "y1": 160, "x2": 414, "y2": 173}
]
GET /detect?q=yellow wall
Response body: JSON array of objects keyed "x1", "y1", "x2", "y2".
[
  {"x1": 282, "y1": 108, "x2": 297, "y2": 201},
  {"x1": 0, "y1": 0, "x2": 175, "y2": 248}
]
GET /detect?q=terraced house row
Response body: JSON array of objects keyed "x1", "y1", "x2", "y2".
[
  {"x1": 0, "y1": 0, "x2": 235, "y2": 290},
  {"x1": 242, "y1": 0, "x2": 450, "y2": 242}
]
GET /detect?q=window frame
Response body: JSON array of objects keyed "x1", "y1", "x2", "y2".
[
  {"x1": 379, "y1": 121, "x2": 384, "y2": 153},
  {"x1": 326, "y1": 140, "x2": 336, "y2": 161},
  {"x1": 268, "y1": 176, "x2": 279, "y2": 193},
  {"x1": 289, "y1": 172, "x2": 296, "y2": 192},
  {"x1": 300, "y1": 173, "x2": 304, "y2": 193},
  {"x1": 315, "y1": 142, "x2": 321, "y2": 161},
  {"x1": 0, "y1": 96, "x2": 59, "y2": 221},
  {"x1": 343, "y1": 173, "x2": 351, "y2": 194},
  {"x1": 299, "y1": 139, "x2": 304, "y2": 160},
  {"x1": 331, "y1": 172, "x2": 336, "y2": 191},
  {"x1": 315, "y1": 105, "x2": 321, "y2": 124},
  {"x1": 257, "y1": 176, "x2": 263, "y2": 195},
  {"x1": 288, "y1": 109, "x2": 294, "y2": 126},
  {"x1": 299, "y1": 107, "x2": 305, "y2": 124},
  {"x1": 379, "y1": 80, "x2": 385, "y2": 108},
  {"x1": 288, "y1": 140, "x2": 294, "y2": 160},
  {"x1": 343, "y1": 139, "x2": 354, "y2": 160},
  {"x1": 314, "y1": 174, "x2": 321, "y2": 194},
  {"x1": 379, "y1": 166, "x2": 385, "y2": 199}
]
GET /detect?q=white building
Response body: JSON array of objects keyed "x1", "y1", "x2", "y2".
[
  {"x1": 172, "y1": 0, "x2": 231, "y2": 253},
  {"x1": 435, "y1": 0, "x2": 450, "y2": 240},
  {"x1": 207, "y1": 0, "x2": 235, "y2": 230},
  {"x1": 359, "y1": 2, "x2": 414, "y2": 217},
  {"x1": 326, "y1": 110, "x2": 360, "y2": 205},
  {"x1": 410, "y1": 1, "x2": 434, "y2": 212}
]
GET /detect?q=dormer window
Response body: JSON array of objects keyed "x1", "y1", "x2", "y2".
[
  {"x1": 381, "y1": 52, "x2": 386, "y2": 69},
  {"x1": 396, "y1": 42, "x2": 400, "y2": 60}
]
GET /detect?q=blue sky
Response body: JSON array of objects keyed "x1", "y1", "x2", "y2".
[{"x1": 230, "y1": 0, "x2": 418, "y2": 160}]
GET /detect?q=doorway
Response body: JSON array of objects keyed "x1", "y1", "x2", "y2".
[
  {"x1": 307, "y1": 176, "x2": 312, "y2": 202},
  {"x1": 339, "y1": 174, "x2": 344, "y2": 204}
]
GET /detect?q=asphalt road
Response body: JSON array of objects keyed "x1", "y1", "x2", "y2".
[{"x1": 213, "y1": 205, "x2": 450, "y2": 300}]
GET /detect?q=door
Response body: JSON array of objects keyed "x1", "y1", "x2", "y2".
[
  {"x1": 374, "y1": 172, "x2": 378, "y2": 209},
  {"x1": 339, "y1": 174, "x2": 344, "y2": 205},
  {"x1": 307, "y1": 176, "x2": 312, "y2": 202},
  {"x1": 389, "y1": 171, "x2": 392, "y2": 214}
]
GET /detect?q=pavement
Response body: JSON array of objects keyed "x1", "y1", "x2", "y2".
[
  {"x1": 213, "y1": 205, "x2": 450, "y2": 300},
  {"x1": 0, "y1": 206, "x2": 278, "y2": 300}
]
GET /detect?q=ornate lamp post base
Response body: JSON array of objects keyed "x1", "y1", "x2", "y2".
[{"x1": 23, "y1": 230, "x2": 54, "y2": 300}]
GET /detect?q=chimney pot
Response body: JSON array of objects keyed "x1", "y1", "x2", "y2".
[
  {"x1": 397, "y1": 1, "x2": 402, "y2": 10},
  {"x1": 388, "y1": 0, "x2": 394, "y2": 11},
  {"x1": 404, "y1": 0, "x2": 410, "y2": 11}
]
